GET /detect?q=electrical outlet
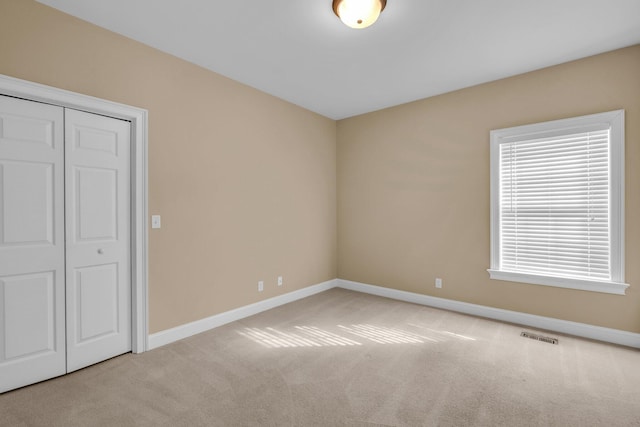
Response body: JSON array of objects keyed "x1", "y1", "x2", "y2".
[
  {"x1": 258, "y1": 280, "x2": 264, "y2": 292},
  {"x1": 277, "y1": 276, "x2": 283, "y2": 286},
  {"x1": 435, "y1": 278, "x2": 443, "y2": 289}
]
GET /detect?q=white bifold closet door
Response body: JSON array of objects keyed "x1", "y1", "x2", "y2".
[
  {"x1": 0, "y1": 95, "x2": 131, "y2": 393},
  {"x1": 0, "y1": 96, "x2": 66, "y2": 393},
  {"x1": 65, "y1": 108, "x2": 131, "y2": 373}
]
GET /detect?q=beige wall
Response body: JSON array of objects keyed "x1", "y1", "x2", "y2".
[
  {"x1": 338, "y1": 45, "x2": 640, "y2": 332},
  {"x1": 2, "y1": 1, "x2": 639, "y2": 336},
  {"x1": 0, "y1": 0, "x2": 337, "y2": 333}
]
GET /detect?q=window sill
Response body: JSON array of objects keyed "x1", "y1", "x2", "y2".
[{"x1": 487, "y1": 269, "x2": 629, "y2": 295}]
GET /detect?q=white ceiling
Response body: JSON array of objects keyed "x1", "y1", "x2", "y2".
[{"x1": 37, "y1": 0, "x2": 640, "y2": 120}]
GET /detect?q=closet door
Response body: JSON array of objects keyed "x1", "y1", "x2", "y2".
[
  {"x1": 0, "y1": 95, "x2": 66, "y2": 393},
  {"x1": 65, "y1": 109, "x2": 131, "y2": 372}
]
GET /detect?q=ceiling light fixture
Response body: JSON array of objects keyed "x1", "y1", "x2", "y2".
[{"x1": 332, "y1": 0, "x2": 387, "y2": 29}]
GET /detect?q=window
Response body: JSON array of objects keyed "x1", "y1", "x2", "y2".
[{"x1": 488, "y1": 110, "x2": 627, "y2": 295}]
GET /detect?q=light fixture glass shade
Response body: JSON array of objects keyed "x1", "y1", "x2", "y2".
[{"x1": 333, "y1": 0, "x2": 386, "y2": 29}]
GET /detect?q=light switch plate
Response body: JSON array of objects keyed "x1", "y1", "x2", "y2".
[{"x1": 151, "y1": 215, "x2": 161, "y2": 229}]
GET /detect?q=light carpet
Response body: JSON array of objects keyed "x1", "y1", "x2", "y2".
[{"x1": 1, "y1": 288, "x2": 639, "y2": 426}]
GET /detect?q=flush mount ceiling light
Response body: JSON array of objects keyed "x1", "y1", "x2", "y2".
[{"x1": 333, "y1": 0, "x2": 387, "y2": 29}]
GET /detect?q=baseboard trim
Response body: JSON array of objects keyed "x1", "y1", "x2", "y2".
[
  {"x1": 337, "y1": 279, "x2": 640, "y2": 349},
  {"x1": 148, "y1": 279, "x2": 338, "y2": 350},
  {"x1": 148, "y1": 277, "x2": 640, "y2": 350}
]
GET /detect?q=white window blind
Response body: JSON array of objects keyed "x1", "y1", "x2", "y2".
[
  {"x1": 488, "y1": 110, "x2": 627, "y2": 295},
  {"x1": 500, "y1": 129, "x2": 610, "y2": 280}
]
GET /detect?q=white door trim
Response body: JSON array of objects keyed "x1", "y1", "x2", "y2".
[{"x1": 0, "y1": 74, "x2": 149, "y2": 353}]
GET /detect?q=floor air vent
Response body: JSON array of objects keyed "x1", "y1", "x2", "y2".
[{"x1": 520, "y1": 331, "x2": 558, "y2": 345}]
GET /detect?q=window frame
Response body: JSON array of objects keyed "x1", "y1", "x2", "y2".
[{"x1": 488, "y1": 110, "x2": 628, "y2": 295}]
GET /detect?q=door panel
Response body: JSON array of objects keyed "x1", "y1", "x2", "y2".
[
  {"x1": 0, "y1": 95, "x2": 65, "y2": 393},
  {"x1": 2, "y1": 272, "x2": 56, "y2": 359},
  {"x1": 1, "y1": 111, "x2": 56, "y2": 148},
  {"x1": 75, "y1": 167, "x2": 117, "y2": 241},
  {"x1": 75, "y1": 263, "x2": 119, "y2": 343},
  {"x1": 65, "y1": 109, "x2": 131, "y2": 373},
  {"x1": 2, "y1": 161, "x2": 54, "y2": 245}
]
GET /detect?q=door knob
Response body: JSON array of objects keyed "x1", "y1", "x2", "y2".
[{"x1": 97, "y1": 249, "x2": 104, "y2": 254}]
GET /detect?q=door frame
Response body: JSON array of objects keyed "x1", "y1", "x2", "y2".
[{"x1": 0, "y1": 74, "x2": 149, "y2": 353}]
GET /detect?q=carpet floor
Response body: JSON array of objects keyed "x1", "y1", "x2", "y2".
[{"x1": 1, "y1": 288, "x2": 639, "y2": 426}]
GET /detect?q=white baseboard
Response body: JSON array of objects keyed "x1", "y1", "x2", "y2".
[
  {"x1": 337, "y1": 279, "x2": 640, "y2": 349},
  {"x1": 148, "y1": 277, "x2": 640, "y2": 350},
  {"x1": 148, "y1": 279, "x2": 337, "y2": 350}
]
